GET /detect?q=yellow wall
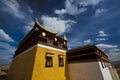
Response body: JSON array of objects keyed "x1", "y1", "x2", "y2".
[
  {"x1": 7, "y1": 46, "x2": 37, "y2": 80},
  {"x1": 32, "y1": 46, "x2": 66, "y2": 80},
  {"x1": 7, "y1": 45, "x2": 67, "y2": 80}
]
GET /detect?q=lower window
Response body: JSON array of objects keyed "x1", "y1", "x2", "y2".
[
  {"x1": 45, "y1": 53, "x2": 54, "y2": 67},
  {"x1": 58, "y1": 55, "x2": 64, "y2": 67}
]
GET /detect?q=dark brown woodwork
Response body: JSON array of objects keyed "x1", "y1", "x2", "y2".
[
  {"x1": 14, "y1": 21, "x2": 67, "y2": 58},
  {"x1": 67, "y1": 45, "x2": 110, "y2": 62}
]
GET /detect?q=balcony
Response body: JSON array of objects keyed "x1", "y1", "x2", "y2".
[{"x1": 38, "y1": 35, "x2": 67, "y2": 50}]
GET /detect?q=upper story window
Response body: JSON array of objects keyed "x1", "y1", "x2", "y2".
[
  {"x1": 45, "y1": 53, "x2": 54, "y2": 67},
  {"x1": 58, "y1": 55, "x2": 64, "y2": 67}
]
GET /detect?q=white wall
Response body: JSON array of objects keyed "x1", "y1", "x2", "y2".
[{"x1": 98, "y1": 61, "x2": 113, "y2": 80}]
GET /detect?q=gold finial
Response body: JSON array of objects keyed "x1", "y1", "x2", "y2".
[
  {"x1": 35, "y1": 18, "x2": 43, "y2": 27},
  {"x1": 35, "y1": 18, "x2": 45, "y2": 29},
  {"x1": 54, "y1": 37, "x2": 57, "y2": 41},
  {"x1": 63, "y1": 34, "x2": 67, "y2": 40},
  {"x1": 35, "y1": 18, "x2": 58, "y2": 34},
  {"x1": 42, "y1": 32, "x2": 46, "y2": 36},
  {"x1": 35, "y1": 18, "x2": 39, "y2": 23},
  {"x1": 64, "y1": 41, "x2": 66, "y2": 45}
]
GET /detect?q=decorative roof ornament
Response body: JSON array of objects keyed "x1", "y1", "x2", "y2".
[
  {"x1": 54, "y1": 37, "x2": 57, "y2": 41},
  {"x1": 42, "y1": 32, "x2": 46, "y2": 36},
  {"x1": 43, "y1": 26, "x2": 46, "y2": 29},
  {"x1": 35, "y1": 18, "x2": 39, "y2": 23},
  {"x1": 63, "y1": 34, "x2": 67, "y2": 40},
  {"x1": 35, "y1": 18, "x2": 58, "y2": 35}
]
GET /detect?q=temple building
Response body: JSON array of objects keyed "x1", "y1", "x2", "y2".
[
  {"x1": 67, "y1": 45, "x2": 119, "y2": 80},
  {"x1": 7, "y1": 19, "x2": 67, "y2": 80},
  {"x1": 7, "y1": 19, "x2": 119, "y2": 80}
]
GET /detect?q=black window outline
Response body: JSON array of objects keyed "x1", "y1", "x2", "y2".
[
  {"x1": 100, "y1": 60, "x2": 104, "y2": 69},
  {"x1": 45, "y1": 53, "x2": 54, "y2": 67},
  {"x1": 58, "y1": 55, "x2": 64, "y2": 67}
]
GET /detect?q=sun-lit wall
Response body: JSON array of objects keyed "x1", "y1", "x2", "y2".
[
  {"x1": 7, "y1": 44, "x2": 67, "y2": 80},
  {"x1": 32, "y1": 44, "x2": 66, "y2": 80}
]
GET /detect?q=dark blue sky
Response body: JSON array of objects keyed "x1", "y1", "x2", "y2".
[{"x1": 0, "y1": 0, "x2": 120, "y2": 64}]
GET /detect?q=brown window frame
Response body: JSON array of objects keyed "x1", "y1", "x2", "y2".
[
  {"x1": 45, "y1": 53, "x2": 54, "y2": 67},
  {"x1": 58, "y1": 55, "x2": 64, "y2": 67}
]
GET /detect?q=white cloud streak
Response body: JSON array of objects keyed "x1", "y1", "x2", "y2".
[
  {"x1": 0, "y1": 42, "x2": 16, "y2": 53},
  {"x1": 1, "y1": 0, "x2": 34, "y2": 33},
  {"x1": 55, "y1": 0, "x2": 87, "y2": 15},
  {"x1": 98, "y1": 30, "x2": 109, "y2": 37},
  {"x1": 95, "y1": 8, "x2": 107, "y2": 16},
  {"x1": 23, "y1": 21, "x2": 35, "y2": 32},
  {"x1": 96, "y1": 43, "x2": 120, "y2": 61},
  {"x1": 1, "y1": 0, "x2": 25, "y2": 19},
  {"x1": 41, "y1": 15, "x2": 76, "y2": 35},
  {"x1": 84, "y1": 39, "x2": 92, "y2": 44},
  {"x1": 96, "y1": 38, "x2": 107, "y2": 41},
  {"x1": 96, "y1": 43, "x2": 118, "y2": 51},
  {"x1": 0, "y1": 42, "x2": 16, "y2": 64},
  {"x1": 96, "y1": 30, "x2": 109, "y2": 41},
  {"x1": 109, "y1": 48, "x2": 120, "y2": 52},
  {"x1": 108, "y1": 50, "x2": 120, "y2": 61},
  {"x1": 0, "y1": 29, "x2": 14, "y2": 42},
  {"x1": 0, "y1": 29, "x2": 15, "y2": 63},
  {"x1": 79, "y1": 0, "x2": 104, "y2": 6},
  {"x1": 55, "y1": 0, "x2": 103, "y2": 15},
  {"x1": 54, "y1": 9, "x2": 67, "y2": 15},
  {"x1": 1, "y1": 0, "x2": 33, "y2": 19}
]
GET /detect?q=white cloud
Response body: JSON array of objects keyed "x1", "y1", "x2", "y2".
[
  {"x1": 1, "y1": 0, "x2": 25, "y2": 19},
  {"x1": 98, "y1": 30, "x2": 109, "y2": 37},
  {"x1": 96, "y1": 38, "x2": 107, "y2": 41},
  {"x1": 84, "y1": 39, "x2": 92, "y2": 44},
  {"x1": 79, "y1": 0, "x2": 104, "y2": 6},
  {"x1": 23, "y1": 21, "x2": 35, "y2": 32},
  {"x1": 54, "y1": 0, "x2": 87, "y2": 15},
  {"x1": 109, "y1": 48, "x2": 120, "y2": 52},
  {"x1": 65, "y1": 0, "x2": 87, "y2": 15},
  {"x1": 96, "y1": 43, "x2": 118, "y2": 51},
  {"x1": 41, "y1": 15, "x2": 76, "y2": 35},
  {"x1": 54, "y1": 9, "x2": 67, "y2": 15},
  {"x1": 0, "y1": 29, "x2": 14, "y2": 42},
  {"x1": 96, "y1": 30, "x2": 109, "y2": 41},
  {"x1": 55, "y1": 0, "x2": 103, "y2": 15},
  {"x1": 1, "y1": 0, "x2": 35, "y2": 33},
  {"x1": 108, "y1": 50, "x2": 120, "y2": 61},
  {"x1": 0, "y1": 29, "x2": 15, "y2": 63},
  {"x1": 1, "y1": 0, "x2": 33, "y2": 20},
  {"x1": 0, "y1": 42, "x2": 16, "y2": 53},
  {"x1": 0, "y1": 42, "x2": 16, "y2": 63},
  {"x1": 96, "y1": 43, "x2": 120, "y2": 61},
  {"x1": 95, "y1": 8, "x2": 107, "y2": 16}
]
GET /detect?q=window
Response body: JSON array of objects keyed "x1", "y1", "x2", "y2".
[
  {"x1": 101, "y1": 61, "x2": 105, "y2": 69},
  {"x1": 58, "y1": 55, "x2": 64, "y2": 67},
  {"x1": 45, "y1": 57, "x2": 53, "y2": 67},
  {"x1": 45, "y1": 53, "x2": 54, "y2": 67},
  {"x1": 104, "y1": 62, "x2": 107, "y2": 68}
]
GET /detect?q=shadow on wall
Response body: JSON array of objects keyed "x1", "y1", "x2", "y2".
[
  {"x1": 7, "y1": 47, "x2": 37, "y2": 80},
  {"x1": 0, "y1": 75, "x2": 6, "y2": 80}
]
